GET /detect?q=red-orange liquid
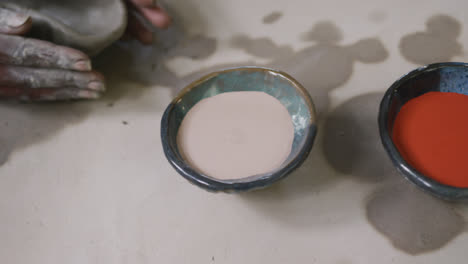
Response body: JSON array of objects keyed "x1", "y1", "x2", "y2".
[{"x1": 392, "y1": 91, "x2": 468, "y2": 188}]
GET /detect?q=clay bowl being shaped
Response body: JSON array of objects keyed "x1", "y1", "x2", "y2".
[
  {"x1": 379, "y1": 62, "x2": 468, "y2": 200},
  {"x1": 161, "y1": 67, "x2": 317, "y2": 192},
  {"x1": 1, "y1": 0, "x2": 127, "y2": 55}
]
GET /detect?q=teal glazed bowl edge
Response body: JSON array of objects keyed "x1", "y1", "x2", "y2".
[
  {"x1": 161, "y1": 66, "x2": 317, "y2": 192},
  {"x1": 379, "y1": 62, "x2": 468, "y2": 200}
]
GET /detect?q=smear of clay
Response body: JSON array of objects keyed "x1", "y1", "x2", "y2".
[
  {"x1": 95, "y1": 20, "x2": 388, "y2": 120},
  {"x1": 323, "y1": 93, "x2": 397, "y2": 182},
  {"x1": 368, "y1": 10, "x2": 387, "y2": 23},
  {"x1": 95, "y1": 18, "x2": 388, "y2": 116},
  {"x1": 367, "y1": 182, "x2": 465, "y2": 255},
  {"x1": 347, "y1": 38, "x2": 390, "y2": 63},
  {"x1": 300, "y1": 21, "x2": 343, "y2": 43},
  {"x1": 166, "y1": 34, "x2": 217, "y2": 60},
  {"x1": 230, "y1": 34, "x2": 294, "y2": 60},
  {"x1": 262, "y1": 11, "x2": 282, "y2": 24},
  {"x1": 399, "y1": 14, "x2": 463, "y2": 65},
  {"x1": 227, "y1": 22, "x2": 387, "y2": 117}
]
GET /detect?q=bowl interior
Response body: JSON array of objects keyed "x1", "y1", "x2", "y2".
[
  {"x1": 380, "y1": 62, "x2": 468, "y2": 199},
  {"x1": 163, "y1": 67, "x2": 316, "y2": 191},
  {"x1": 385, "y1": 63, "x2": 468, "y2": 131}
]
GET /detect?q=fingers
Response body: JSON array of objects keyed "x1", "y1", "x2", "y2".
[
  {"x1": 0, "y1": 65, "x2": 105, "y2": 91},
  {"x1": 127, "y1": 0, "x2": 171, "y2": 29},
  {"x1": 0, "y1": 34, "x2": 92, "y2": 71},
  {"x1": 0, "y1": 8, "x2": 32, "y2": 35},
  {"x1": 0, "y1": 8, "x2": 104, "y2": 102},
  {"x1": 33, "y1": 88, "x2": 100, "y2": 101},
  {"x1": 138, "y1": 6, "x2": 171, "y2": 29},
  {"x1": 0, "y1": 86, "x2": 100, "y2": 101},
  {"x1": 0, "y1": 65, "x2": 104, "y2": 101}
]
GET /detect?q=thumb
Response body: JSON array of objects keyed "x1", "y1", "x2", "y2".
[{"x1": 0, "y1": 8, "x2": 32, "y2": 35}]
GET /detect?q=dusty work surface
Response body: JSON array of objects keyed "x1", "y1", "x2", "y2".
[{"x1": 1, "y1": 0, "x2": 468, "y2": 263}]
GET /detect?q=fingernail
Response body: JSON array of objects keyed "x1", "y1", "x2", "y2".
[
  {"x1": 73, "y1": 60, "x2": 92, "y2": 71},
  {"x1": 88, "y1": 81, "x2": 105, "y2": 92},
  {"x1": 6, "y1": 13, "x2": 30, "y2": 28},
  {"x1": 79, "y1": 90, "x2": 100, "y2": 99}
]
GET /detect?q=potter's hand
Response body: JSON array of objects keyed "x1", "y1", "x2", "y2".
[
  {"x1": 0, "y1": 8, "x2": 105, "y2": 101},
  {"x1": 125, "y1": 0, "x2": 171, "y2": 44}
]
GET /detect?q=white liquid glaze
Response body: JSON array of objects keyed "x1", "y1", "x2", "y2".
[{"x1": 177, "y1": 91, "x2": 294, "y2": 180}]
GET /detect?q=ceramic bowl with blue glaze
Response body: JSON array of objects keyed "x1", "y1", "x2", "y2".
[
  {"x1": 379, "y1": 62, "x2": 468, "y2": 200},
  {"x1": 161, "y1": 67, "x2": 317, "y2": 192}
]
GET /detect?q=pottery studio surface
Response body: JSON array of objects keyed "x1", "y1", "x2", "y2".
[{"x1": 1, "y1": 0, "x2": 468, "y2": 263}]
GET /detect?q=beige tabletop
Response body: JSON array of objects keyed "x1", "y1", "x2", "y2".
[{"x1": 1, "y1": 0, "x2": 468, "y2": 263}]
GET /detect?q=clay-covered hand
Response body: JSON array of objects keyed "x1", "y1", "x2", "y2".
[
  {"x1": 0, "y1": 8, "x2": 105, "y2": 101},
  {"x1": 125, "y1": 0, "x2": 171, "y2": 44}
]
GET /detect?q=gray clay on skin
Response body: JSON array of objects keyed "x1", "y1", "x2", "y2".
[
  {"x1": 0, "y1": 0, "x2": 127, "y2": 55},
  {"x1": 0, "y1": 6, "x2": 218, "y2": 166}
]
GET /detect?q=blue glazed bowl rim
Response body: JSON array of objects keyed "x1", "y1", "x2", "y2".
[
  {"x1": 161, "y1": 66, "x2": 317, "y2": 192},
  {"x1": 379, "y1": 62, "x2": 468, "y2": 200}
]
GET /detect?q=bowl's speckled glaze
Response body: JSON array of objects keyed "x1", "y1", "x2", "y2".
[
  {"x1": 161, "y1": 67, "x2": 317, "y2": 192},
  {"x1": 379, "y1": 62, "x2": 468, "y2": 200}
]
